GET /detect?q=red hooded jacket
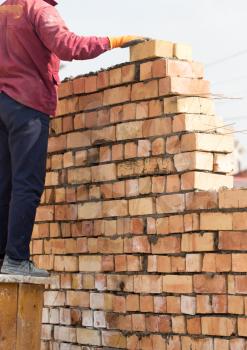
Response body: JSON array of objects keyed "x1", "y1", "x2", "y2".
[{"x1": 0, "y1": 0, "x2": 110, "y2": 116}]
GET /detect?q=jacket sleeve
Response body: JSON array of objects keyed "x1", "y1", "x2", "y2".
[{"x1": 34, "y1": 5, "x2": 110, "y2": 61}]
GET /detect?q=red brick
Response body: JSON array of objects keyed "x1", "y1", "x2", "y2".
[
  {"x1": 97, "y1": 70, "x2": 109, "y2": 90},
  {"x1": 194, "y1": 274, "x2": 226, "y2": 293},
  {"x1": 152, "y1": 236, "x2": 180, "y2": 254},
  {"x1": 156, "y1": 193, "x2": 185, "y2": 214},
  {"x1": 84, "y1": 75, "x2": 97, "y2": 93},
  {"x1": 131, "y1": 81, "x2": 158, "y2": 101},
  {"x1": 212, "y1": 294, "x2": 227, "y2": 313},
  {"x1": 143, "y1": 117, "x2": 172, "y2": 137},
  {"x1": 187, "y1": 317, "x2": 201, "y2": 335},
  {"x1": 58, "y1": 80, "x2": 73, "y2": 98},
  {"x1": 109, "y1": 68, "x2": 122, "y2": 86},
  {"x1": 219, "y1": 231, "x2": 247, "y2": 250},
  {"x1": 79, "y1": 92, "x2": 103, "y2": 111},
  {"x1": 122, "y1": 64, "x2": 136, "y2": 83},
  {"x1": 73, "y1": 77, "x2": 85, "y2": 94},
  {"x1": 103, "y1": 86, "x2": 131, "y2": 106}
]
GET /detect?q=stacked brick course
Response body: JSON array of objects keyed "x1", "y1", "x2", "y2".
[{"x1": 33, "y1": 40, "x2": 247, "y2": 349}]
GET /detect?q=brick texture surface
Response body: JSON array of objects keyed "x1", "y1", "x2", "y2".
[{"x1": 31, "y1": 40, "x2": 247, "y2": 349}]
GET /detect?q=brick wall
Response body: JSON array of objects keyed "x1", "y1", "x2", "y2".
[{"x1": 33, "y1": 40, "x2": 247, "y2": 350}]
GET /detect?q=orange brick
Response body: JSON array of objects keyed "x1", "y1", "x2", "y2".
[
  {"x1": 159, "y1": 77, "x2": 210, "y2": 97},
  {"x1": 186, "y1": 254, "x2": 202, "y2": 272},
  {"x1": 202, "y1": 253, "x2": 231, "y2": 272},
  {"x1": 129, "y1": 198, "x2": 154, "y2": 215},
  {"x1": 232, "y1": 254, "x2": 247, "y2": 272},
  {"x1": 131, "y1": 81, "x2": 158, "y2": 101},
  {"x1": 163, "y1": 275, "x2": 193, "y2": 293},
  {"x1": 84, "y1": 75, "x2": 97, "y2": 93},
  {"x1": 200, "y1": 212, "x2": 233, "y2": 230},
  {"x1": 238, "y1": 318, "x2": 247, "y2": 336},
  {"x1": 232, "y1": 212, "x2": 247, "y2": 230},
  {"x1": 149, "y1": 99, "x2": 163, "y2": 117},
  {"x1": 166, "y1": 135, "x2": 180, "y2": 155},
  {"x1": 140, "y1": 295, "x2": 153, "y2": 313},
  {"x1": 134, "y1": 275, "x2": 162, "y2": 294},
  {"x1": 228, "y1": 295, "x2": 244, "y2": 314},
  {"x1": 140, "y1": 61, "x2": 153, "y2": 80},
  {"x1": 152, "y1": 176, "x2": 166, "y2": 193},
  {"x1": 143, "y1": 117, "x2": 172, "y2": 137},
  {"x1": 167, "y1": 59, "x2": 204, "y2": 78},
  {"x1": 126, "y1": 295, "x2": 139, "y2": 312},
  {"x1": 91, "y1": 164, "x2": 116, "y2": 182},
  {"x1": 73, "y1": 77, "x2": 85, "y2": 94},
  {"x1": 109, "y1": 68, "x2": 122, "y2": 86},
  {"x1": 187, "y1": 317, "x2": 201, "y2": 335},
  {"x1": 201, "y1": 316, "x2": 236, "y2": 336},
  {"x1": 103, "y1": 86, "x2": 131, "y2": 106},
  {"x1": 219, "y1": 231, "x2": 247, "y2": 250},
  {"x1": 79, "y1": 92, "x2": 103, "y2": 111},
  {"x1": 172, "y1": 315, "x2": 186, "y2": 334},
  {"x1": 212, "y1": 294, "x2": 227, "y2": 314},
  {"x1": 214, "y1": 338, "x2": 229, "y2": 350},
  {"x1": 182, "y1": 233, "x2": 215, "y2": 252},
  {"x1": 67, "y1": 130, "x2": 91, "y2": 149},
  {"x1": 185, "y1": 191, "x2": 218, "y2": 210},
  {"x1": 156, "y1": 193, "x2": 185, "y2": 214},
  {"x1": 194, "y1": 274, "x2": 226, "y2": 293},
  {"x1": 97, "y1": 70, "x2": 109, "y2": 90},
  {"x1": 58, "y1": 80, "x2": 73, "y2": 98},
  {"x1": 152, "y1": 236, "x2": 180, "y2": 254},
  {"x1": 136, "y1": 101, "x2": 149, "y2": 119},
  {"x1": 138, "y1": 140, "x2": 151, "y2": 157},
  {"x1": 152, "y1": 138, "x2": 165, "y2": 155},
  {"x1": 122, "y1": 64, "x2": 136, "y2": 83},
  {"x1": 117, "y1": 120, "x2": 143, "y2": 141}
]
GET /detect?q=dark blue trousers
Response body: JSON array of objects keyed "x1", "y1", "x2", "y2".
[{"x1": 0, "y1": 92, "x2": 49, "y2": 260}]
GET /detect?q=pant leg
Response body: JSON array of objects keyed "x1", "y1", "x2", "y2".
[
  {"x1": 0, "y1": 117, "x2": 12, "y2": 258},
  {"x1": 0, "y1": 93, "x2": 50, "y2": 260}
]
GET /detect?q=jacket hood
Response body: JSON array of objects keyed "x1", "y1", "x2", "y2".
[{"x1": 44, "y1": 0, "x2": 57, "y2": 6}]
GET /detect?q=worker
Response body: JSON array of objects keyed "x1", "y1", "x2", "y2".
[{"x1": 0, "y1": 0, "x2": 148, "y2": 277}]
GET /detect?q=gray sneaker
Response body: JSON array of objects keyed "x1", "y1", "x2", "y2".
[
  {"x1": 0, "y1": 259, "x2": 3, "y2": 271},
  {"x1": 1, "y1": 255, "x2": 50, "y2": 277}
]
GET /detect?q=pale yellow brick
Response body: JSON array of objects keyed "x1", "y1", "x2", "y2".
[
  {"x1": 181, "y1": 133, "x2": 234, "y2": 153},
  {"x1": 174, "y1": 151, "x2": 213, "y2": 172},
  {"x1": 181, "y1": 171, "x2": 233, "y2": 191},
  {"x1": 174, "y1": 43, "x2": 193, "y2": 60},
  {"x1": 200, "y1": 212, "x2": 233, "y2": 230},
  {"x1": 116, "y1": 121, "x2": 143, "y2": 141},
  {"x1": 164, "y1": 96, "x2": 215, "y2": 115},
  {"x1": 130, "y1": 40, "x2": 173, "y2": 61},
  {"x1": 129, "y1": 198, "x2": 154, "y2": 215},
  {"x1": 77, "y1": 328, "x2": 101, "y2": 346},
  {"x1": 78, "y1": 202, "x2": 102, "y2": 219},
  {"x1": 79, "y1": 255, "x2": 102, "y2": 272}
]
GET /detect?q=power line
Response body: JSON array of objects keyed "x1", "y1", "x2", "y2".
[{"x1": 206, "y1": 49, "x2": 247, "y2": 68}]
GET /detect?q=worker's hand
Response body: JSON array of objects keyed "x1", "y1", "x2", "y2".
[{"x1": 108, "y1": 36, "x2": 151, "y2": 49}]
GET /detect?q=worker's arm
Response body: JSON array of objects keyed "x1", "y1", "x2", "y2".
[{"x1": 34, "y1": 5, "x2": 110, "y2": 61}]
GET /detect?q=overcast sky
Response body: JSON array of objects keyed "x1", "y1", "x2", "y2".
[
  {"x1": 2, "y1": 0, "x2": 247, "y2": 167},
  {"x1": 57, "y1": 0, "x2": 247, "y2": 168}
]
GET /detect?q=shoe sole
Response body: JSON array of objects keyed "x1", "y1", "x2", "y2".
[{"x1": 1, "y1": 268, "x2": 49, "y2": 278}]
